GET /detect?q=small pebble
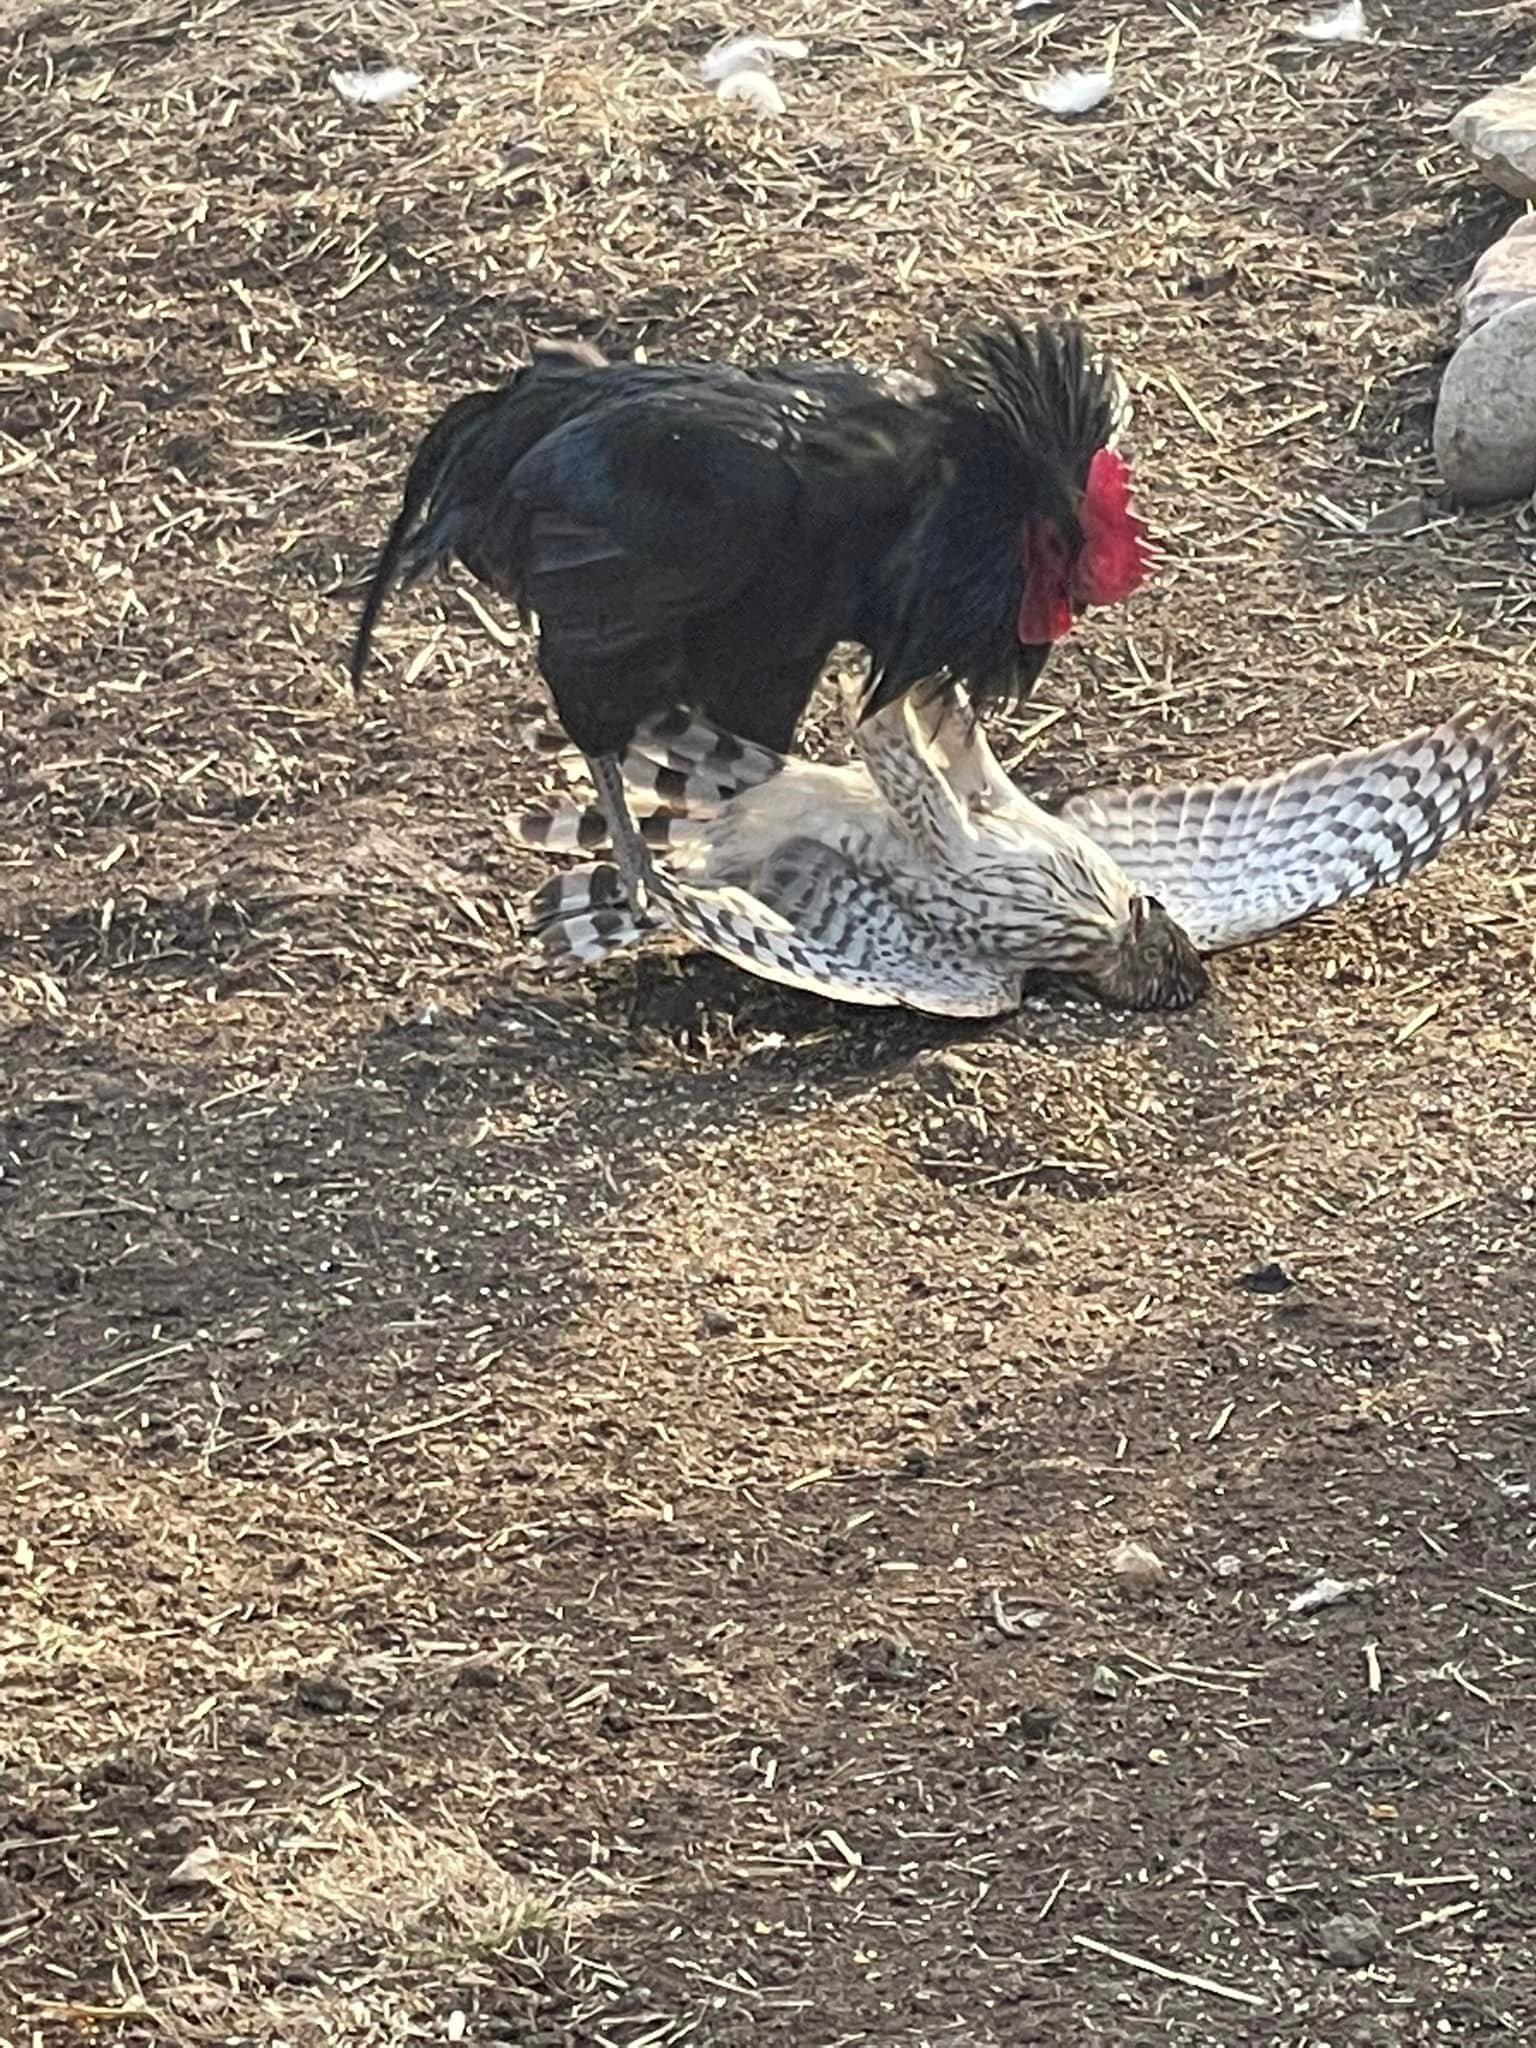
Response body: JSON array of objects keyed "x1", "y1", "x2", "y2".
[
  {"x1": 166, "y1": 1842, "x2": 231, "y2": 1888},
  {"x1": 1238, "y1": 1260, "x2": 1293, "y2": 1295},
  {"x1": 1109, "y1": 1538, "x2": 1167, "y2": 1594},
  {"x1": 294, "y1": 1673, "x2": 353, "y2": 1715},
  {"x1": 1315, "y1": 1909, "x2": 1385, "y2": 1969},
  {"x1": 910, "y1": 1047, "x2": 984, "y2": 1098},
  {"x1": 1365, "y1": 494, "x2": 1431, "y2": 534},
  {"x1": 1289, "y1": 1573, "x2": 1368, "y2": 1615}
]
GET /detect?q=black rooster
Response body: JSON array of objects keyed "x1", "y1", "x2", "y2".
[{"x1": 350, "y1": 322, "x2": 1150, "y2": 910}]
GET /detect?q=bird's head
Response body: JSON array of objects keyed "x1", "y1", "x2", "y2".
[{"x1": 1080, "y1": 893, "x2": 1209, "y2": 1011}]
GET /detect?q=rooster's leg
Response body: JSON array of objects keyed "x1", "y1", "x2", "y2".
[{"x1": 587, "y1": 751, "x2": 657, "y2": 919}]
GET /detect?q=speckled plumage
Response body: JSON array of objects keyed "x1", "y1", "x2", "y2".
[{"x1": 512, "y1": 690, "x2": 1518, "y2": 1017}]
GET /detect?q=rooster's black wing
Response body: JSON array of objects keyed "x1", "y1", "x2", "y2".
[{"x1": 486, "y1": 387, "x2": 805, "y2": 665}]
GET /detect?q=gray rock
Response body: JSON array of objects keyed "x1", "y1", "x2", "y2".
[
  {"x1": 1315, "y1": 1909, "x2": 1385, "y2": 1969},
  {"x1": 1434, "y1": 299, "x2": 1536, "y2": 505},
  {"x1": 1365, "y1": 493, "x2": 1432, "y2": 534},
  {"x1": 1462, "y1": 216, "x2": 1536, "y2": 337},
  {"x1": 1450, "y1": 69, "x2": 1536, "y2": 200}
]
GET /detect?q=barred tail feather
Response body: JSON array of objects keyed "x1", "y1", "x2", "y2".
[
  {"x1": 520, "y1": 718, "x2": 587, "y2": 766},
  {"x1": 512, "y1": 801, "x2": 619, "y2": 856},
  {"x1": 1061, "y1": 708, "x2": 1519, "y2": 952},
  {"x1": 525, "y1": 862, "x2": 626, "y2": 933},
  {"x1": 624, "y1": 709, "x2": 787, "y2": 803},
  {"x1": 525, "y1": 864, "x2": 652, "y2": 969},
  {"x1": 519, "y1": 708, "x2": 785, "y2": 802},
  {"x1": 510, "y1": 800, "x2": 703, "y2": 857},
  {"x1": 514, "y1": 709, "x2": 785, "y2": 840}
]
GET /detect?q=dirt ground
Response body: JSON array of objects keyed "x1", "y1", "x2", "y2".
[{"x1": 4, "y1": 1, "x2": 1536, "y2": 2042}]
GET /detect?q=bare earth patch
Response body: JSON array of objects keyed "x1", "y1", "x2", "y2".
[{"x1": 2, "y1": 1, "x2": 1535, "y2": 2043}]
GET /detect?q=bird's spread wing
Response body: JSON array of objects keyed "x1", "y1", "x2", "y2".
[
  {"x1": 848, "y1": 697, "x2": 975, "y2": 854},
  {"x1": 525, "y1": 860, "x2": 895, "y2": 1007},
  {"x1": 1059, "y1": 708, "x2": 1519, "y2": 952},
  {"x1": 748, "y1": 836, "x2": 1018, "y2": 1013},
  {"x1": 898, "y1": 687, "x2": 1023, "y2": 811},
  {"x1": 667, "y1": 857, "x2": 1025, "y2": 1016}
]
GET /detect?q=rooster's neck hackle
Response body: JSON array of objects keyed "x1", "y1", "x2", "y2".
[
  {"x1": 924, "y1": 318, "x2": 1129, "y2": 497},
  {"x1": 860, "y1": 318, "x2": 1133, "y2": 719}
]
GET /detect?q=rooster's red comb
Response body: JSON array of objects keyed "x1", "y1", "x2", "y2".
[{"x1": 1076, "y1": 448, "x2": 1152, "y2": 606}]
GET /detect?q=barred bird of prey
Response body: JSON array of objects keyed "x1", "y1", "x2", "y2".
[
  {"x1": 349, "y1": 321, "x2": 1148, "y2": 915},
  {"x1": 508, "y1": 690, "x2": 1518, "y2": 1018}
]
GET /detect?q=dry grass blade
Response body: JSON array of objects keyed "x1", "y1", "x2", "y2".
[{"x1": 1070, "y1": 1933, "x2": 1269, "y2": 2008}]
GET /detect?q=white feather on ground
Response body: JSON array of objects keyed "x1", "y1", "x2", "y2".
[
  {"x1": 329, "y1": 67, "x2": 421, "y2": 105},
  {"x1": 702, "y1": 34, "x2": 809, "y2": 83},
  {"x1": 1296, "y1": 2, "x2": 1365, "y2": 43},
  {"x1": 716, "y1": 70, "x2": 787, "y2": 115},
  {"x1": 1027, "y1": 67, "x2": 1114, "y2": 115}
]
